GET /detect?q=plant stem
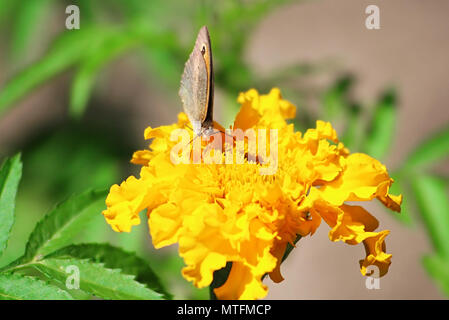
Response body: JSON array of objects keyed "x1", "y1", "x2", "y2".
[
  {"x1": 282, "y1": 234, "x2": 302, "y2": 263},
  {"x1": 209, "y1": 262, "x2": 232, "y2": 300}
]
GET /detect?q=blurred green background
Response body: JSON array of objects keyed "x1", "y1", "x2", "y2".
[{"x1": 0, "y1": 0, "x2": 448, "y2": 299}]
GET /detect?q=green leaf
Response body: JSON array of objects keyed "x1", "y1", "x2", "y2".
[
  {"x1": 0, "y1": 273, "x2": 73, "y2": 300},
  {"x1": 411, "y1": 175, "x2": 449, "y2": 258},
  {"x1": 405, "y1": 126, "x2": 449, "y2": 172},
  {"x1": 46, "y1": 243, "x2": 170, "y2": 298},
  {"x1": 23, "y1": 189, "x2": 107, "y2": 261},
  {"x1": 0, "y1": 153, "x2": 22, "y2": 257},
  {"x1": 422, "y1": 254, "x2": 449, "y2": 297},
  {"x1": 211, "y1": 0, "x2": 295, "y2": 54},
  {"x1": 69, "y1": 29, "x2": 142, "y2": 118},
  {"x1": 0, "y1": 27, "x2": 109, "y2": 116},
  {"x1": 32, "y1": 258, "x2": 163, "y2": 300},
  {"x1": 144, "y1": 45, "x2": 183, "y2": 90},
  {"x1": 387, "y1": 173, "x2": 413, "y2": 225},
  {"x1": 321, "y1": 75, "x2": 354, "y2": 121},
  {"x1": 363, "y1": 89, "x2": 397, "y2": 159},
  {"x1": 340, "y1": 103, "x2": 364, "y2": 151},
  {"x1": 255, "y1": 62, "x2": 320, "y2": 93},
  {"x1": 10, "y1": 0, "x2": 54, "y2": 62},
  {"x1": 0, "y1": 0, "x2": 17, "y2": 22},
  {"x1": 76, "y1": 0, "x2": 95, "y2": 23}
]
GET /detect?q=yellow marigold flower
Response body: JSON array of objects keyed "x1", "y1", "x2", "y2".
[{"x1": 102, "y1": 88, "x2": 402, "y2": 300}]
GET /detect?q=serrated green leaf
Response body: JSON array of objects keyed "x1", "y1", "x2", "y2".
[
  {"x1": 33, "y1": 258, "x2": 163, "y2": 300},
  {"x1": 412, "y1": 175, "x2": 449, "y2": 258},
  {"x1": 363, "y1": 89, "x2": 397, "y2": 159},
  {"x1": 22, "y1": 189, "x2": 108, "y2": 261},
  {"x1": 0, "y1": 153, "x2": 22, "y2": 257},
  {"x1": 0, "y1": 273, "x2": 73, "y2": 300},
  {"x1": 422, "y1": 254, "x2": 449, "y2": 297},
  {"x1": 0, "y1": 27, "x2": 109, "y2": 116},
  {"x1": 405, "y1": 126, "x2": 449, "y2": 172},
  {"x1": 46, "y1": 243, "x2": 170, "y2": 298}
]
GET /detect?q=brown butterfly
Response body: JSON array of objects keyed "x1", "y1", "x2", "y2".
[{"x1": 179, "y1": 26, "x2": 215, "y2": 138}]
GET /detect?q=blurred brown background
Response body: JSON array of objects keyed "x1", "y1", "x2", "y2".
[
  {"x1": 260, "y1": 0, "x2": 449, "y2": 299},
  {"x1": 0, "y1": 0, "x2": 448, "y2": 299}
]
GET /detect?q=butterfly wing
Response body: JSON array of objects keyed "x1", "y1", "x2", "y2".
[{"x1": 179, "y1": 39, "x2": 208, "y2": 125}]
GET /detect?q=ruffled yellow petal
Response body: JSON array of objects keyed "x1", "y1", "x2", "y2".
[
  {"x1": 131, "y1": 150, "x2": 152, "y2": 166},
  {"x1": 235, "y1": 88, "x2": 295, "y2": 131},
  {"x1": 148, "y1": 203, "x2": 182, "y2": 248},
  {"x1": 268, "y1": 241, "x2": 288, "y2": 283},
  {"x1": 359, "y1": 230, "x2": 392, "y2": 277},
  {"x1": 303, "y1": 120, "x2": 338, "y2": 144},
  {"x1": 214, "y1": 262, "x2": 269, "y2": 300},
  {"x1": 102, "y1": 176, "x2": 145, "y2": 232},
  {"x1": 318, "y1": 153, "x2": 402, "y2": 210},
  {"x1": 324, "y1": 204, "x2": 378, "y2": 245}
]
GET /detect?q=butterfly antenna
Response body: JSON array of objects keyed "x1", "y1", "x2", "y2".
[
  {"x1": 188, "y1": 132, "x2": 200, "y2": 146},
  {"x1": 212, "y1": 128, "x2": 235, "y2": 140}
]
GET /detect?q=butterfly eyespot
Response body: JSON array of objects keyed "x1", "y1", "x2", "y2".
[{"x1": 201, "y1": 45, "x2": 206, "y2": 55}]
